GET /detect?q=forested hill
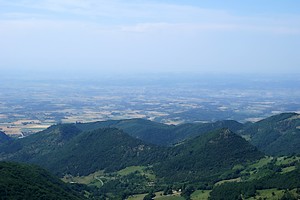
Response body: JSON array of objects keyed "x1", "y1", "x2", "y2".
[
  {"x1": 0, "y1": 125, "x2": 263, "y2": 187},
  {"x1": 76, "y1": 113, "x2": 300, "y2": 155},
  {"x1": 37, "y1": 128, "x2": 169, "y2": 176},
  {"x1": 75, "y1": 118, "x2": 244, "y2": 146},
  {"x1": 0, "y1": 124, "x2": 82, "y2": 162},
  {"x1": 1, "y1": 113, "x2": 299, "y2": 167},
  {"x1": 0, "y1": 161, "x2": 84, "y2": 200},
  {"x1": 0, "y1": 123, "x2": 262, "y2": 181},
  {"x1": 240, "y1": 112, "x2": 300, "y2": 155},
  {"x1": 0, "y1": 126, "x2": 170, "y2": 176},
  {"x1": 154, "y1": 128, "x2": 263, "y2": 184}
]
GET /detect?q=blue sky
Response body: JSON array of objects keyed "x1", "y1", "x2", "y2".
[{"x1": 1, "y1": 0, "x2": 300, "y2": 75}]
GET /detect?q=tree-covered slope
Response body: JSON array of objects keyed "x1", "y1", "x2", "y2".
[
  {"x1": 0, "y1": 124, "x2": 82, "y2": 162},
  {"x1": 0, "y1": 161, "x2": 84, "y2": 200},
  {"x1": 0, "y1": 131, "x2": 11, "y2": 144},
  {"x1": 75, "y1": 118, "x2": 244, "y2": 146},
  {"x1": 240, "y1": 113, "x2": 300, "y2": 155},
  {"x1": 155, "y1": 129, "x2": 263, "y2": 184},
  {"x1": 0, "y1": 124, "x2": 260, "y2": 185},
  {"x1": 1, "y1": 113, "x2": 300, "y2": 199},
  {"x1": 0, "y1": 126, "x2": 169, "y2": 177},
  {"x1": 68, "y1": 113, "x2": 300, "y2": 156},
  {"x1": 75, "y1": 118, "x2": 175, "y2": 145},
  {"x1": 172, "y1": 120, "x2": 244, "y2": 144},
  {"x1": 39, "y1": 128, "x2": 169, "y2": 176}
]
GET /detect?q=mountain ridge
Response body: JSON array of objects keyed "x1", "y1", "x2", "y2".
[{"x1": 75, "y1": 118, "x2": 244, "y2": 146}]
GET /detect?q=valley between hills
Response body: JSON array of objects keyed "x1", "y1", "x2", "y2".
[{"x1": 0, "y1": 112, "x2": 300, "y2": 200}]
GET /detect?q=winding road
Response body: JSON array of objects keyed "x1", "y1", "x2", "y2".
[{"x1": 94, "y1": 175, "x2": 104, "y2": 187}]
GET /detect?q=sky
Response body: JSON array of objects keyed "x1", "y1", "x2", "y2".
[{"x1": 1, "y1": 0, "x2": 300, "y2": 75}]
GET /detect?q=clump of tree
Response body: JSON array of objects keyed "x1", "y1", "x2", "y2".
[
  {"x1": 143, "y1": 190, "x2": 155, "y2": 200},
  {"x1": 181, "y1": 185, "x2": 195, "y2": 200},
  {"x1": 163, "y1": 186, "x2": 173, "y2": 195}
]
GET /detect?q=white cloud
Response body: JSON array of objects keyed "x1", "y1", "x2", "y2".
[
  {"x1": 1, "y1": 0, "x2": 300, "y2": 35},
  {"x1": 0, "y1": 0, "x2": 300, "y2": 74}
]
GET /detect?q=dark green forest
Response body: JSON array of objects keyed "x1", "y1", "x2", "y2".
[
  {"x1": 0, "y1": 162, "x2": 84, "y2": 200},
  {"x1": 0, "y1": 113, "x2": 300, "y2": 199}
]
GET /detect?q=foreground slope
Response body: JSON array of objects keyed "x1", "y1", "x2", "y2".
[
  {"x1": 0, "y1": 161, "x2": 84, "y2": 200},
  {"x1": 240, "y1": 113, "x2": 300, "y2": 155}
]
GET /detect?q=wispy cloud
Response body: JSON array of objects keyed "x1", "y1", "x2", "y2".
[
  {"x1": 0, "y1": 0, "x2": 300, "y2": 74},
  {"x1": 1, "y1": 0, "x2": 299, "y2": 35},
  {"x1": 119, "y1": 22, "x2": 300, "y2": 35}
]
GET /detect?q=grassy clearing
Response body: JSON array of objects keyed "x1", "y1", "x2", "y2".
[
  {"x1": 191, "y1": 190, "x2": 210, "y2": 200},
  {"x1": 247, "y1": 188, "x2": 284, "y2": 200},
  {"x1": 127, "y1": 193, "x2": 147, "y2": 200},
  {"x1": 215, "y1": 177, "x2": 241, "y2": 186},
  {"x1": 232, "y1": 164, "x2": 244, "y2": 171},
  {"x1": 275, "y1": 156, "x2": 300, "y2": 166},
  {"x1": 249, "y1": 156, "x2": 273, "y2": 169},
  {"x1": 128, "y1": 191, "x2": 184, "y2": 200},
  {"x1": 117, "y1": 165, "x2": 156, "y2": 181},
  {"x1": 118, "y1": 166, "x2": 145, "y2": 176},
  {"x1": 63, "y1": 165, "x2": 156, "y2": 188},
  {"x1": 238, "y1": 157, "x2": 274, "y2": 181},
  {"x1": 241, "y1": 134, "x2": 251, "y2": 141},
  {"x1": 62, "y1": 170, "x2": 105, "y2": 185},
  {"x1": 155, "y1": 196, "x2": 184, "y2": 200},
  {"x1": 280, "y1": 166, "x2": 296, "y2": 174}
]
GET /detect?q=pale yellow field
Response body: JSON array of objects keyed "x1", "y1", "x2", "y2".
[
  {"x1": 0, "y1": 126, "x2": 21, "y2": 135},
  {"x1": 26, "y1": 124, "x2": 51, "y2": 129},
  {"x1": 0, "y1": 119, "x2": 52, "y2": 136},
  {"x1": 62, "y1": 110, "x2": 147, "y2": 123},
  {"x1": 0, "y1": 114, "x2": 7, "y2": 119}
]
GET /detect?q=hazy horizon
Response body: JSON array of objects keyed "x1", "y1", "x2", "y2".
[{"x1": 1, "y1": 0, "x2": 300, "y2": 75}]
